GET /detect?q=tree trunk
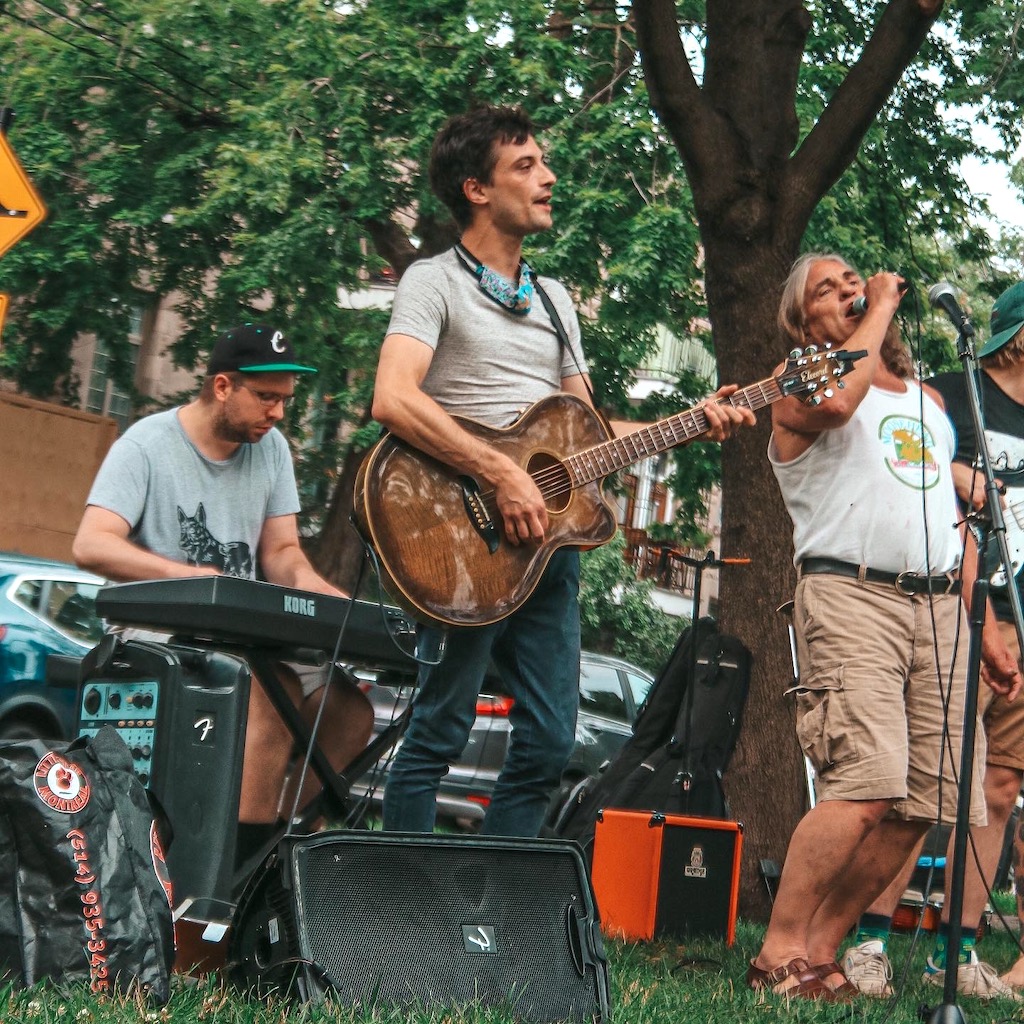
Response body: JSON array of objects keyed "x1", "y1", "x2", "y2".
[
  {"x1": 705, "y1": 240, "x2": 806, "y2": 922},
  {"x1": 309, "y1": 443, "x2": 374, "y2": 596}
]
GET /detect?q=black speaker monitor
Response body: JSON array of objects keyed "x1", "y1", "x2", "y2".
[
  {"x1": 77, "y1": 638, "x2": 250, "y2": 916},
  {"x1": 230, "y1": 831, "x2": 610, "y2": 1022}
]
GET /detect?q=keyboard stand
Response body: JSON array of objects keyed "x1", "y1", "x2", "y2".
[{"x1": 218, "y1": 645, "x2": 415, "y2": 897}]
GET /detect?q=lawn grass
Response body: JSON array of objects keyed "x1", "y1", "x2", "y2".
[{"x1": 3, "y1": 917, "x2": 1024, "y2": 1024}]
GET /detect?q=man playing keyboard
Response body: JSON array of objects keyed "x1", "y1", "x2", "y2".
[{"x1": 73, "y1": 322, "x2": 373, "y2": 859}]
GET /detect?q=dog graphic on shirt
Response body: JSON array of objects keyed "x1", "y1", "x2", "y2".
[{"x1": 177, "y1": 503, "x2": 254, "y2": 577}]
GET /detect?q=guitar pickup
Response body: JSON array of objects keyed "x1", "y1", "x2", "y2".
[{"x1": 459, "y1": 476, "x2": 500, "y2": 554}]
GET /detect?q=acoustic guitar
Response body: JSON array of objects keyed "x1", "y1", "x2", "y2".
[{"x1": 354, "y1": 346, "x2": 863, "y2": 628}]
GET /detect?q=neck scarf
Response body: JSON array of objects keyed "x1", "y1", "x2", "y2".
[{"x1": 456, "y1": 244, "x2": 534, "y2": 315}]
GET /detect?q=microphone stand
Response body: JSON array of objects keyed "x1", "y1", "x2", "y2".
[{"x1": 925, "y1": 316, "x2": 1024, "y2": 1024}]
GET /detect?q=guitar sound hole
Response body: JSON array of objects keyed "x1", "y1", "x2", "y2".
[{"x1": 529, "y1": 453, "x2": 572, "y2": 513}]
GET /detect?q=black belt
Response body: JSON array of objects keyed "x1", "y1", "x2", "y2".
[{"x1": 800, "y1": 557, "x2": 961, "y2": 596}]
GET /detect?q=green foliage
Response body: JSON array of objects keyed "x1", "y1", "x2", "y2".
[
  {"x1": 578, "y1": 532, "x2": 682, "y2": 673},
  {"x1": 5, "y1": 0, "x2": 1024, "y2": 598}
]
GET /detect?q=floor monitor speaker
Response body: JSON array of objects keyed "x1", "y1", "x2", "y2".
[{"x1": 230, "y1": 830, "x2": 609, "y2": 1021}]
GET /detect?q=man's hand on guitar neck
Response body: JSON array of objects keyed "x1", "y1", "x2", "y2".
[{"x1": 699, "y1": 384, "x2": 757, "y2": 441}]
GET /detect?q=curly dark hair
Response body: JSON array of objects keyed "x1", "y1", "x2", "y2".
[{"x1": 429, "y1": 105, "x2": 538, "y2": 229}]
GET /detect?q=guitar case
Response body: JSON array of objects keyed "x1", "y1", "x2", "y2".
[{"x1": 548, "y1": 618, "x2": 752, "y2": 861}]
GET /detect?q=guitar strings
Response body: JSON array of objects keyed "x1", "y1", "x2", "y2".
[{"x1": 470, "y1": 379, "x2": 788, "y2": 515}]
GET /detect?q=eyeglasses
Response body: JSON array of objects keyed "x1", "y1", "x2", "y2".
[{"x1": 238, "y1": 383, "x2": 295, "y2": 409}]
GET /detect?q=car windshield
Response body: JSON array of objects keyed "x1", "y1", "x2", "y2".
[{"x1": 12, "y1": 577, "x2": 105, "y2": 645}]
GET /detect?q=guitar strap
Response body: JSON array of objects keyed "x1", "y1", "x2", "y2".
[{"x1": 533, "y1": 277, "x2": 615, "y2": 438}]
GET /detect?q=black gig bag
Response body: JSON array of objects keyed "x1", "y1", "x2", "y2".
[
  {"x1": 551, "y1": 618, "x2": 752, "y2": 860},
  {"x1": 0, "y1": 726, "x2": 175, "y2": 1001}
]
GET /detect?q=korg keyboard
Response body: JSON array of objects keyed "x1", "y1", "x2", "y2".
[{"x1": 96, "y1": 576, "x2": 418, "y2": 667}]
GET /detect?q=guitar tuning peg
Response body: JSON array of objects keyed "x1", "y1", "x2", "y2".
[
  {"x1": 804, "y1": 344, "x2": 819, "y2": 355},
  {"x1": 789, "y1": 348, "x2": 801, "y2": 360},
  {"x1": 823, "y1": 388, "x2": 834, "y2": 399},
  {"x1": 836, "y1": 380, "x2": 846, "y2": 389},
  {"x1": 807, "y1": 395, "x2": 822, "y2": 406}
]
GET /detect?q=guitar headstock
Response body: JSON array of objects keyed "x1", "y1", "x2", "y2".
[{"x1": 776, "y1": 345, "x2": 867, "y2": 406}]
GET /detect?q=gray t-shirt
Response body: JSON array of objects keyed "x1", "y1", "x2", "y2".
[
  {"x1": 86, "y1": 408, "x2": 300, "y2": 578},
  {"x1": 386, "y1": 247, "x2": 588, "y2": 427}
]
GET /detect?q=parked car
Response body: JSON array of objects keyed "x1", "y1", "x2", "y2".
[
  {"x1": 349, "y1": 650, "x2": 655, "y2": 828},
  {"x1": 0, "y1": 552, "x2": 105, "y2": 740}
]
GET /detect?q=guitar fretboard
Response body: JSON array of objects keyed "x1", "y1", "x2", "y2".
[{"x1": 565, "y1": 376, "x2": 785, "y2": 486}]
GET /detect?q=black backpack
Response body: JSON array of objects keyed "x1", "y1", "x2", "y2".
[{"x1": 549, "y1": 618, "x2": 752, "y2": 860}]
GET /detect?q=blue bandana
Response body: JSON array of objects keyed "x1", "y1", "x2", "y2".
[{"x1": 457, "y1": 245, "x2": 534, "y2": 315}]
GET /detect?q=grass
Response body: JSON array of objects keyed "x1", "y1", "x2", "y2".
[{"x1": 4, "y1": 918, "x2": 1024, "y2": 1024}]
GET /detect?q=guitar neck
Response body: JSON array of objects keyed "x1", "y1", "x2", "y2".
[{"x1": 565, "y1": 375, "x2": 783, "y2": 485}]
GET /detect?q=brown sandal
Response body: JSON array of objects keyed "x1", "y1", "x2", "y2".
[
  {"x1": 746, "y1": 957, "x2": 840, "y2": 1002},
  {"x1": 811, "y1": 960, "x2": 859, "y2": 1000}
]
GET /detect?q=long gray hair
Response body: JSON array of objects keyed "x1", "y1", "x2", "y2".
[{"x1": 779, "y1": 251, "x2": 912, "y2": 379}]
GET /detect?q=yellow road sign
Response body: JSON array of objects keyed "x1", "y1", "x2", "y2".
[
  {"x1": 0, "y1": 133, "x2": 46, "y2": 260},
  {"x1": 0, "y1": 293, "x2": 7, "y2": 341}
]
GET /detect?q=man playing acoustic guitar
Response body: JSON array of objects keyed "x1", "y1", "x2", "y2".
[{"x1": 369, "y1": 104, "x2": 753, "y2": 838}]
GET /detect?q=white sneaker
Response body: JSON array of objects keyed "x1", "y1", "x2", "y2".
[
  {"x1": 923, "y1": 953, "x2": 1023, "y2": 1001},
  {"x1": 842, "y1": 939, "x2": 893, "y2": 997}
]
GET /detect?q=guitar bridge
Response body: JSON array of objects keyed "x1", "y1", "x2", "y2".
[{"x1": 459, "y1": 476, "x2": 499, "y2": 554}]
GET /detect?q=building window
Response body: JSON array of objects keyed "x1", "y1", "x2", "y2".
[{"x1": 85, "y1": 308, "x2": 142, "y2": 429}]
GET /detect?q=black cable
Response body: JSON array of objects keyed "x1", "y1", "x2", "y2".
[
  {"x1": 26, "y1": 0, "x2": 220, "y2": 102},
  {"x1": 4, "y1": 6, "x2": 215, "y2": 119}
]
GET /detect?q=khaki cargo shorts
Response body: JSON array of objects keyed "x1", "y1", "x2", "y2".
[{"x1": 792, "y1": 574, "x2": 986, "y2": 826}]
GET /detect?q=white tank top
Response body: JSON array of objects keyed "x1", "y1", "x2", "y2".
[{"x1": 768, "y1": 382, "x2": 962, "y2": 574}]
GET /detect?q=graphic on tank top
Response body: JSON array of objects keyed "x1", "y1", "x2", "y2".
[{"x1": 878, "y1": 414, "x2": 941, "y2": 489}]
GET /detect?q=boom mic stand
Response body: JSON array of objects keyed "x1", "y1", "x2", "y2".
[{"x1": 925, "y1": 312, "x2": 1024, "y2": 1024}]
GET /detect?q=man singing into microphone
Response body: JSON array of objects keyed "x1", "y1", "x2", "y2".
[{"x1": 746, "y1": 253, "x2": 1020, "y2": 1002}]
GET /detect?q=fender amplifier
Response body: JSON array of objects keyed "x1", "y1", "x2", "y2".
[
  {"x1": 76, "y1": 638, "x2": 250, "y2": 917},
  {"x1": 230, "y1": 830, "x2": 610, "y2": 1021},
  {"x1": 592, "y1": 808, "x2": 742, "y2": 944}
]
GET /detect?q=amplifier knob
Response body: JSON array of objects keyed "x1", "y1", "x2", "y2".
[
  {"x1": 83, "y1": 689, "x2": 101, "y2": 716},
  {"x1": 108, "y1": 693, "x2": 121, "y2": 710}
]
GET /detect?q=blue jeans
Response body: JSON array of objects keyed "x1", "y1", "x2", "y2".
[{"x1": 382, "y1": 549, "x2": 581, "y2": 837}]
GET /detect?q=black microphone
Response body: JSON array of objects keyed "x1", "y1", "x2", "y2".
[
  {"x1": 850, "y1": 279, "x2": 910, "y2": 315},
  {"x1": 927, "y1": 281, "x2": 975, "y2": 336}
]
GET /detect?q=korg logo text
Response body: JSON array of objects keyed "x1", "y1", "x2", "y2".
[{"x1": 283, "y1": 595, "x2": 316, "y2": 617}]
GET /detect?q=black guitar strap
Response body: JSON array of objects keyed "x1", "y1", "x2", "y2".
[{"x1": 532, "y1": 277, "x2": 615, "y2": 437}]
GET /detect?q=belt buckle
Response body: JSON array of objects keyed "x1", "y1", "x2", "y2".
[
  {"x1": 895, "y1": 571, "x2": 917, "y2": 596},
  {"x1": 895, "y1": 571, "x2": 954, "y2": 596}
]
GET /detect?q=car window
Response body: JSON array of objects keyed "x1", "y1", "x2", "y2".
[
  {"x1": 13, "y1": 578, "x2": 104, "y2": 645},
  {"x1": 626, "y1": 670, "x2": 654, "y2": 709},
  {"x1": 13, "y1": 578, "x2": 43, "y2": 612},
  {"x1": 579, "y1": 662, "x2": 628, "y2": 722}
]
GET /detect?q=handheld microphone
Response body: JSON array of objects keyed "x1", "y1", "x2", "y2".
[
  {"x1": 850, "y1": 278, "x2": 910, "y2": 315},
  {"x1": 927, "y1": 281, "x2": 975, "y2": 336}
]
